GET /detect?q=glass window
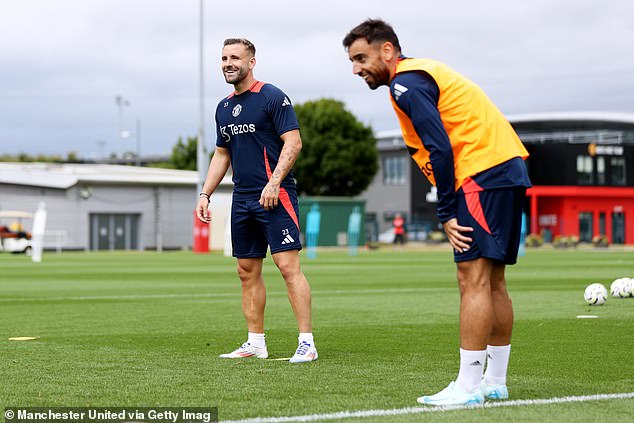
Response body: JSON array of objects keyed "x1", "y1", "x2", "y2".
[
  {"x1": 382, "y1": 157, "x2": 391, "y2": 184},
  {"x1": 397, "y1": 157, "x2": 407, "y2": 184},
  {"x1": 609, "y1": 157, "x2": 626, "y2": 185},
  {"x1": 382, "y1": 156, "x2": 407, "y2": 185},
  {"x1": 597, "y1": 157, "x2": 605, "y2": 185},
  {"x1": 576, "y1": 155, "x2": 593, "y2": 185}
]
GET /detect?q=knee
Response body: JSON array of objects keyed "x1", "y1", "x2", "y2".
[
  {"x1": 457, "y1": 273, "x2": 489, "y2": 295},
  {"x1": 272, "y1": 251, "x2": 302, "y2": 281},
  {"x1": 237, "y1": 262, "x2": 258, "y2": 283},
  {"x1": 276, "y1": 260, "x2": 299, "y2": 282}
]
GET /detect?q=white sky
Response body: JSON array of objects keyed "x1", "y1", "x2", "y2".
[{"x1": 1, "y1": 0, "x2": 633, "y2": 158}]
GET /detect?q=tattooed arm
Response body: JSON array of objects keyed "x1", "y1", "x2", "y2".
[{"x1": 259, "y1": 129, "x2": 302, "y2": 210}]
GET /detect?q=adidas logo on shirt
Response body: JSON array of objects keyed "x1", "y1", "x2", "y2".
[
  {"x1": 281, "y1": 234, "x2": 295, "y2": 245},
  {"x1": 393, "y1": 83, "x2": 408, "y2": 101},
  {"x1": 282, "y1": 97, "x2": 291, "y2": 107}
]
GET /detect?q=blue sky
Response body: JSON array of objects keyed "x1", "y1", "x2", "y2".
[{"x1": 1, "y1": 0, "x2": 633, "y2": 158}]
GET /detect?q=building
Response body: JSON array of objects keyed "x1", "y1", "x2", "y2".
[
  {"x1": 510, "y1": 112, "x2": 634, "y2": 244},
  {"x1": 361, "y1": 129, "x2": 439, "y2": 241},
  {"x1": 0, "y1": 163, "x2": 232, "y2": 251},
  {"x1": 362, "y1": 112, "x2": 634, "y2": 245}
]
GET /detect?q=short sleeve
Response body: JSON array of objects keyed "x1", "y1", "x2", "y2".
[
  {"x1": 265, "y1": 86, "x2": 300, "y2": 136},
  {"x1": 215, "y1": 108, "x2": 228, "y2": 148}
]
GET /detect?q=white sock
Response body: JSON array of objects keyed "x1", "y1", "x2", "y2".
[
  {"x1": 455, "y1": 348, "x2": 486, "y2": 393},
  {"x1": 247, "y1": 332, "x2": 266, "y2": 349},
  {"x1": 298, "y1": 332, "x2": 314, "y2": 345},
  {"x1": 484, "y1": 344, "x2": 511, "y2": 386}
]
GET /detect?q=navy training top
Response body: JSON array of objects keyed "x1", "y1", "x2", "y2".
[{"x1": 215, "y1": 81, "x2": 300, "y2": 196}]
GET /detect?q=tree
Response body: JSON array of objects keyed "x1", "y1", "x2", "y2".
[
  {"x1": 169, "y1": 136, "x2": 198, "y2": 170},
  {"x1": 293, "y1": 98, "x2": 378, "y2": 196}
]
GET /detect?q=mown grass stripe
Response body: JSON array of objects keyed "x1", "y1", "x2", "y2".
[{"x1": 222, "y1": 392, "x2": 634, "y2": 423}]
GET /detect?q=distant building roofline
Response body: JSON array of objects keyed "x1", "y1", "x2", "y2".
[
  {"x1": 0, "y1": 162, "x2": 233, "y2": 189},
  {"x1": 375, "y1": 129, "x2": 405, "y2": 140},
  {"x1": 378, "y1": 112, "x2": 634, "y2": 136},
  {"x1": 506, "y1": 111, "x2": 634, "y2": 125},
  {"x1": 375, "y1": 112, "x2": 634, "y2": 148}
]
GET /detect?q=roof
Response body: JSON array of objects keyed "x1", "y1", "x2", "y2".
[
  {"x1": 507, "y1": 111, "x2": 634, "y2": 144},
  {"x1": 0, "y1": 162, "x2": 232, "y2": 189},
  {"x1": 0, "y1": 211, "x2": 33, "y2": 219},
  {"x1": 377, "y1": 112, "x2": 634, "y2": 135},
  {"x1": 375, "y1": 112, "x2": 634, "y2": 149},
  {"x1": 506, "y1": 111, "x2": 634, "y2": 125},
  {"x1": 374, "y1": 129, "x2": 408, "y2": 151},
  {"x1": 375, "y1": 129, "x2": 405, "y2": 140}
]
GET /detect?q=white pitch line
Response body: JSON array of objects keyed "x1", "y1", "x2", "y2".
[
  {"x1": 221, "y1": 392, "x2": 634, "y2": 423},
  {"x1": 0, "y1": 288, "x2": 427, "y2": 303},
  {"x1": 0, "y1": 292, "x2": 239, "y2": 302}
]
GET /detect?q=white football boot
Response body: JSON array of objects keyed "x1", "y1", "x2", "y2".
[
  {"x1": 481, "y1": 379, "x2": 509, "y2": 400},
  {"x1": 417, "y1": 381, "x2": 484, "y2": 406},
  {"x1": 219, "y1": 342, "x2": 268, "y2": 359},
  {"x1": 289, "y1": 340, "x2": 318, "y2": 363}
]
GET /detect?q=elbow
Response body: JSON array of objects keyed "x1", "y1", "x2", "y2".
[
  {"x1": 435, "y1": 141, "x2": 452, "y2": 157},
  {"x1": 295, "y1": 138, "x2": 303, "y2": 153}
]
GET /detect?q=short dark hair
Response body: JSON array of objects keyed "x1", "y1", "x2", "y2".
[
  {"x1": 342, "y1": 19, "x2": 401, "y2": 52},
  {"x1": 223, "y1": 38, "x2": 256, "y2": 56}
]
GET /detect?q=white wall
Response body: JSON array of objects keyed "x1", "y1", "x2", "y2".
[{"x1": 0, "y1": 182, "x2": 213, "y2": 250}]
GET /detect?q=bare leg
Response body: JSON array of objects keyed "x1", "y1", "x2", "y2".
[
  {"x1": 272, "y1": 250, "x2": 312, "y2": 333},
  {"x1": 456, "y1": 258, "x2": 494, "y2": 350},
  {"x1": 236, "y1": 258, "x2": 266, "y2": 333},
  {"x1": 452, "y1": 258, "x2": 494, "y2": 393},
  {"x1": 488, "y1": 262, "x2": 513, "y2": 345},
  {"x1": 482, "y1": 262, "x2": 513, "y2": 388}
]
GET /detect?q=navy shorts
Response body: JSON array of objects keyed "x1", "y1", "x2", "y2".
[
  {"x1": 454, "y1": 183, "x2": 526, "y2": 265},
  {"x1": 231, "y1": 189, "x2": 302, "y2": 258}
]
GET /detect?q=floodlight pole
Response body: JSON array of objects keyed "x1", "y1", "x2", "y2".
[
  {"x1": 196, "y1": 0, "x2": 207, "y2": 195},
  {"x1": 115, "y1": 95, "x2": 130, "y2": 156},
  {"x1": 136, "y1": 118, "x2": 141, "y2": 166}
]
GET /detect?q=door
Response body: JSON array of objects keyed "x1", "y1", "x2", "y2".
[
  {"x1": 90, "y1": 214, "x2": 140, "y2": 250},
  {"x1": 94, "y1": 214, "x2": 110, "y2": 250},
  {"x1": 612, "y1": 212, "x2": 625, "y2": 245},
  {"x1": 113, "y1": 215, "x2": 126, "y2": 249},
  {"x1": 578, "y1": 212, "x2": 593, "y2": 243}
]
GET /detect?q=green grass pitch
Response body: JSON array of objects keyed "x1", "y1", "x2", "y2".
[{"x1": 1, "y1": 248, "x2": 633, "y2": 422}]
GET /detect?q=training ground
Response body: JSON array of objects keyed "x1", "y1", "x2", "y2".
[{"x1": 1, "y1": 246, "x2": 633, "y2": 422}]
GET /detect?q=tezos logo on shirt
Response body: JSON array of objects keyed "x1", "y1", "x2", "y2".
[
  {"x1": 232, "y1": 104, "x2": 242, "y2": 117},
  {"x1": 220, "y1": 123, "x2": 256, "y2": 142}
]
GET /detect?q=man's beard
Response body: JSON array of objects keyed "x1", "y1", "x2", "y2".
[
  {"x1": 365, "y1": 66, "x2": 389, "y2": 90},
  {"x1": 366, "y1": 78, "x2": 381, "y2": 90},
  {"x1": 224, "y1": 67, "x2": 246, "y2": 85}
]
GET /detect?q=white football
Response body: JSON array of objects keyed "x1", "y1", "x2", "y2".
[
  {"x1": 584, "y1": 283, "x2": 607, "y2": 305},
  {"x1": 610, "y1": 278, "x2": 629, "y2": 298},
  {"x1": 619, "y1": 278, "x2": 633, "y2": 298}
]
